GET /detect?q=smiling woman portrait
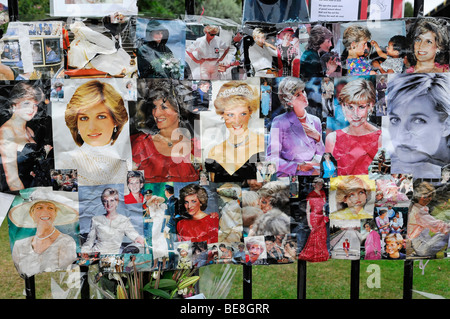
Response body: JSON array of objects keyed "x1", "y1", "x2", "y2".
[
  {"x1": 9, "y1": 199, "x2": 78, "y2": 277},
  {"x1": 204, "y1": 81, "x2": 264, "y2": 182},
  {"x1": 385, "y1": 73, "x2": 450, "y2": 178},
  {"x1": 131, "y1": 79, "x2": 199, "y2": 183},
  {"x1": 406, "y1": 17, "x2": 449, "y2": 74},
  {"x1": 176, "y1": 183, "x2": 219, "y2": 244},
  {"x1": 62, "y1": 80, "x2": 129, "y2": 186},
  {"x1": 330, "y1": 175, "x2": 374, "y2": 220}
]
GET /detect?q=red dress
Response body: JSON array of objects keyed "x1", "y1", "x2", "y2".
[
  {"x1": 131, "y1": 133, "x2": 199, "y2": 183},
  {"x1": 298, "y1": 189, "x2": 329, "y2": 262},
  {"x1": 124, "y1": 192, "x2": 143, "y2": 204},
  {"x1": 177, "y1": 213, "x2": 219, "y2": 244},
  {"x1": 332, "y1": 129, "x2": 381, "y2": 176}
]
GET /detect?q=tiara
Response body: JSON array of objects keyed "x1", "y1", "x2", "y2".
[{"x1": 218, "y1": 86, "x2": 254, "y2": 98}]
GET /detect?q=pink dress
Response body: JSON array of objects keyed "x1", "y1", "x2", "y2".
[
  {"x1": 298, "y1": 189, "x2": 329, "y2": 262},
  {"x1": 332, "y1": 129, "x2": 381, "y2": 176},
  {"x1": 364, "y1": 230, "x2": 381, "y2": 260}
]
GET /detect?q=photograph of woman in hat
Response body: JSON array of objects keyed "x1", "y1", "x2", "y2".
[
  {"x1": 330, "y1": 175, "x2": 375, "y2": 220},
  {"x1": 137, "y1": 19, "x2": 184, "y2": 79},
  {"x1": 276, "y1": 27, "x2": 299, "y2": 77},
  {"x1": 0, "y1": 82, "x2": 53, "y2": 192},
  {"x1": 57, "y1": 79, "x2": 130, "y2": 186},
  {"x1": 81, "y1": 187, "x2": 145, "y2": 255},
  {"x1": 9, "y1": 198, "x2": 79, "y2": 277},
  {"x1": 131, "y1": 79, "x2": 199, "y2": 183},
  {"x1": 204, "y1": 80, "x2": 264, "y2": 182},
  {"x1": 176, "y1": 183, "x2": 219, "y2": 244}
]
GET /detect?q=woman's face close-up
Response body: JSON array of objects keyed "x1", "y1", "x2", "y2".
[
  {"x1": 151, "y1": 30, "x2": 164, "y2": 43},
  {"x1": 344, "y1": 188, "x2": 367, "y2": 208},
  {"x1": 319, "y1": 37, "x2": 333, "y2": 52},
  {"x1": 77, "y1": 103, "x2": 116, "y2": 147},
  {"x1": 152, "y1": 98, "x2": 179, "y2": 131},
  {"x1": 223, "y1": 103, "x2": 251, "y2": 137},
  {"x1": 259, "y1": 196, "x2": 272, "y2": 213},
  {"x1": 343, "y1": 102, "x2": 370, "y2": 127},
  {"x1": 14, "y1": 97, "x2": 38, "y2": 122},
  {"x1": 127, "y1": 177, "x2": 142, "y2": 194},
  {"x1": 352, "y1": 38, "x2": 369, "y2": 57},
  {"x1": 103, "y1": 195, "x2": 119, "y2": 213},
  {"x1": 290, "y1": 88, "x2": 308, "y2": 114},
  {"x1": 414, "y1": 31, "x2": 439, "y2": 63},
  {"x1": 388, "y1": 95, "x2": 446, "y2": 163},
  {"x1": 31, "y1": 202, "x2": 57, "y2": 227},
  {"x1": 184, "y1": 193, "x2": 201, "y2": 217}
]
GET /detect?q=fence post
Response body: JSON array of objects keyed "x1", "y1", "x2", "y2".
[
  {"x1": 403, "y1": 260, "x2": 414, "y2": 299},
  {"x1": 350, "y1": 260, "x2": 360, "y2": 299},
  {"x1": 7, "y1": 0, "x2": 18, "y2": 21},
  {"x1": 25, "y1": 276, "x2": 36, "y2": 299},
  {"x1": 80, "y1": 266, "x2": 90, "y2": 299},
  {"x1": 243, "y1": 264, "x2": 252, "y2": 299},
  {"x1": 297, "y1": 260, "x2": 307, "y2": 299}
]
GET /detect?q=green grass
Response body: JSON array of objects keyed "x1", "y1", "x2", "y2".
[{"x1": 0, "y1": 220, "x2": 448, "y2": 299}]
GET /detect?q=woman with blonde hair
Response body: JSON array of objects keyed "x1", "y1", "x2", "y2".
[
  {"x1": 330, "y1": 175, "x2": 374, "y2": 220},
  {"x1": 407, "y1": 181, "x2": 449, "y2": 257},
  {"x1": 61, "y1": 80, "x2": 129, "y2": 186},
  {"x1": 342, "y1": 24, "x2": 376, "y2": 75},
  {"x1": 325, "y1": 77, "x2": 381, "y2": 175},
  {"x1": 205, "y1": 81, "x2": 264, "y2": 182},
  {"x1": 267, "y1": 76, "x2": 324, "y2": 177},
  {"x1": 10, "y1": 198, "x2": 78, "y2": 277},
  {"x1": 386, "y1": 73, "x2": 450, "y2": 179},
  {"x1": 82, "y1": 187, "x2": 145, "y2": 254}
]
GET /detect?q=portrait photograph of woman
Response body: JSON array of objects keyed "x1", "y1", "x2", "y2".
[
  {"x1": 325, "y1": 76, "x2": 381, "y2": 176},
  {"x1": 329, "y1": 175, "x2": 375, "y2": 220},
  {"x1": 130, "y1": 79, "x2": 200, "y2": 183},
  {"x1": 8, "y1": 188, "x2": 79, "y2": 277},
  {"x1": 79, "y1": 184, "x2": 145, "y2": 255},
  {"x1": 202, "y1": 79, "x2": 265, "y2": 182},
  {"x1": 176, "y1": 183, "x2": 219, "y2": 244},
  {"x1": 52, "y1": 79, "x2": 132, "y2": 186},
  {"x1": 266, "y1": 76, "x2": 325, "y2": 177},
  {"x1": 0, "y1": 81, "x2": 54, "y2": 193},
  {"x1": 405, "y1": 17, "x2": 449, "y2": 74},
  {"x1": 136, "y1": 18, "x2": 186, "y2": 79},
  {"x1": 383, "y1": 73, "x2": 450, "y2": 179}
]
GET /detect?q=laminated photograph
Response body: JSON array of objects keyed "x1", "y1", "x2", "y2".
[{"x1": 50, "y1": 0, "x2": 138, "y2": 17}]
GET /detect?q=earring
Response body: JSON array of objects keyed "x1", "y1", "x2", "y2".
[{"x1": 114, "y1": 126, "x2": 117, "y2": 133}]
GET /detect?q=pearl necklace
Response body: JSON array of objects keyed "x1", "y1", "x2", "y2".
[{"x1": 36, "y1": 228, "x2": 56, "y2": 240}]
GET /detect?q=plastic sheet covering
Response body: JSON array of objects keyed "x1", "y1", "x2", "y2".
[{"x1": 2, "y1": 14, "x2": 449, "y2": 283}]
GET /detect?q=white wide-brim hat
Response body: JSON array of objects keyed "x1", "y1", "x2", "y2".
[{"x1": 9, "y1": 199, "x2": 79, "y2": 228}]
